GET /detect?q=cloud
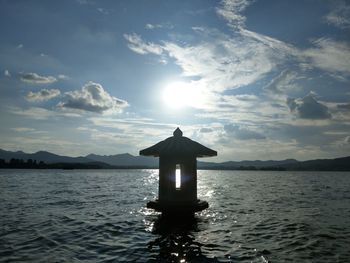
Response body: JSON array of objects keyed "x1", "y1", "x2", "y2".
[
  {"x1": 11, "y1": 127, "x2": 36, "y2": 132},
  {"x1": 264, "y1": 70, "x2": 302, "y2": 96},
  {"x1": 58, "y1": 81, "x2": 128, "y2": 114},
  {"x1": 9, "y1": 106, "x2": 56, "y2": 120},
  {"x1": 199, "y1": 127, "x2": 213, "y2": 133},
  {"x1": 162, "y1": 28, "x2": 286, "y2": 92},
  {"x1": 26, "y1": 89, "x2": 61, "y2": 102},
  {"x1": 345, "y1": 136, "x2": 350, "y2": 144},
  {"x1": 4, "y1": 69, "x2": 11, "y2": 77},
  {"x1": 337, "y1": 103, "x2": 350, "y2": 110},
  {"x1": 145, "y1": 23, "x2": 162, "y2": 30},
  {"x1": 20, "y1": 72, "x2": 57, "y2": 84},
  {"x1": 145, "y1": 23, "x2": 173, "y2": 30},
  {"x1": 304, "y1": 38, "x2": 350, "y2": 75},
  {"x1": 123, "y1": 0, "x2": 347, "y2": 134},
  {"x1": 216, "y1": 0, "x2": 252, "y2": 28},
  {"x1": 124, "y1": 33, "x2": 163, "y2": 55},
  {"x1": 224, "y1": 124, "x2": 266, "y2": 140},
  {"x1": 325, "y1": 1, "x2": 350, "y2": 29},
  {"x1": 125, "y1": 19, "x2": 296, "y2": 98},
  {"x1": 57, "y1": 74, "x2": 69, "y2": 80},
  {"x1": 123, "y1": 1, "x2": 296, "y2": 98},
  {"x1": 97, "y1": 7, "x2": 109, "y2": 15},
  {"x1": 287, "y1": 93, "x2": 332, "y2": 119},
  {"x1": 76, "y1": 0, "x2": 94, "y2": 5}
]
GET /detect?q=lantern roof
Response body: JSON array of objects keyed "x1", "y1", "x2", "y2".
[{"x1": 139, "y1": 128, "x2": 217, "y2": 158}]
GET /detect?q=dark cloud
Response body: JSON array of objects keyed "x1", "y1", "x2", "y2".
[
  {"x1": 58, "y1": 81, "x2": 128, "y2": 114},
  {"x1": 26, "y1": 89, "x2": 61, "y2": 102},
  {"x1": 20, "y1": 72, "x2": 57, "y2": 84},
  {"x1": 337, "y1": 103, "x2": 350, "y2": 110},
  {"x1": 224, "y1": 124, "x2": 266, "y2": 140},
  {"x1": 287, "y1": 93, "x2": 331, "y2": 119}
]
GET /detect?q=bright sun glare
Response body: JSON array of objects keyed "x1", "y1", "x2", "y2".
[{"x1": 162, "y1": 81, "x2": 203, "y2": 109}]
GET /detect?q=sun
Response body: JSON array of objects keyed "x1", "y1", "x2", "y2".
[{"x1": 162, "y1": 81, "x2": 203, "y2": 109}]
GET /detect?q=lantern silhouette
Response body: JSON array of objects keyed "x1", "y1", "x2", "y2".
[{"x1": 140, "y1": 128, "x2": 217, "y2": 216}]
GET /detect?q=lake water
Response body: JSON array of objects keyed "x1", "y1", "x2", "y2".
[{"x1": 1, "y1": 169, "x2": 350, "y2": 262}]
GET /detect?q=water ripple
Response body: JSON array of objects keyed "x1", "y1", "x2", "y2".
[{"x1": 1, "y1": 169, "x2": 350, "y2": 262}]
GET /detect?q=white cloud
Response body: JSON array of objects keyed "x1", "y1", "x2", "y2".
[
  {"x1": 76, "y1": 0, "x2": 93, "y2": 5},
  {"x1": 325, "y1": 1, "x2": 350, "y2": 29},
  {"x1": 125, "y1": 18, "x2": 296, "y2": 99},
  {"x1": 26, "y1": 89, "x2": 61, "y2": 102},
  {"x1": 85, "y1": 116, "x2": 177, "y2": 153},
  {"x1": 57, "y1": 74, "x2": 69, "y2": 80},
  {"x1": 239, "y1": 28, "x2": 298, "y2": 56},
  {"x1": 9, "y1": 106, "x2": 56, "y2": 120},
  {"x1": 199, "y1": 127, "x2": 214, "y2": 133},
  {"x1": 97, "y1": 7, "x2": 109, "y2": 15},
  {"x1": 9, "y1": 106, "x2": 81, "y2": 120},
  {"x1": 20, "y1": 72, "x2": 57, "y2": 84},
  {"x1": 264, "y1": 70, "x2": 303, "y2": 96},
  {"x1": 76, "y1": 126, "x2": 99, "y2": 132},
  {"x1": 11, "y1": 127, "x2": 36, "y2": 132},
  {"x1": 58, "y1": 81, "x2": 128, "y2": 114},
  {"x1": 162, "y1": 30, "x2": 283, "y2": 93},
  {"x1": 145, "y1": 23, "x2": 173, "y2": 30},
  {"x1": 224, "y1": 123, "x2": 266, "y2": 140},
  {"x1": 124, "y1": 33, "x2": 163, "y2": 55},
  {"x1": 119, "y1": 0, "x2": 350, "y2": 160},
  {"x1": 4, "y1": 69, "x2": 11, "y2": 77},
  {"x1": 145, "y1": 23, "x2": 162, "y2": 30},
  {"x1": 216, "y1": 0, "x2": 252, "y2": 28},
  {"x1": 303, "y1": 38, "x2": 350, "y2": 75}
]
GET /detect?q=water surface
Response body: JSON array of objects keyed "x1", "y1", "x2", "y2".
[{"x1": 1, "y1": 169, "x2": 350, "y2": 262}]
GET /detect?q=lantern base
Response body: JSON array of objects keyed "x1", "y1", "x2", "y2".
[{"x1": 147, "y1": 199, "x2": 208, "y2": 216}]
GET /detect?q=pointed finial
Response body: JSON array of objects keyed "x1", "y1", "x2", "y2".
[{"x1": 173, "y1": 127, "x2": 183, "y2": 137}]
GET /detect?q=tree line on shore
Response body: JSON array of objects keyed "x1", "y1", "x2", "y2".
[
  {"x1": 1, "y1": 157, "x2": 350, "y2": 171},
  {"x1": 0, "y1": 158, "x2": 103, "y2": 169}
]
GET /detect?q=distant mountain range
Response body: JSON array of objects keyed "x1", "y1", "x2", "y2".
[
  {"x1": 86, "y1": 153, "x2": 158, "y2": 167},
  {"x1": 1, "y1": 148, "x2": 350, "y2": 171},
  {"x1": 0, "y1": 149, "x2": 157, "y2": 168}
]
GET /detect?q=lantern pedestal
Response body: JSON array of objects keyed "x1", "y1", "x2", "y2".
[{"x1": 147, "y1": 199, "x2": 209, "y2": 216}]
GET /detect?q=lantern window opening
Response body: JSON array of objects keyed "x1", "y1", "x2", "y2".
[{"x1": 175, "y1": 164, "x2": 181, "y2": 189}]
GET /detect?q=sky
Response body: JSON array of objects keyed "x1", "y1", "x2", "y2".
[{"x1": 0, "y1": 0, "x2": 349, "y2": 162}]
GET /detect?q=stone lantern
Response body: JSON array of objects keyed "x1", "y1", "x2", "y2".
[{"x1": 140, "y1": 128, "x2": 217, "y2": 216}]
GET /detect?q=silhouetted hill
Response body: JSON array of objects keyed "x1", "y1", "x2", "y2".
[
  {"x1": 198, "y1": 159, "x2": 298, "y2": 169},
  {"x1": 199, "y1": 156, "x2": 350, "y2": 171},
  {"x1": 279, "y1": 156, "x2": 350, "y2": 171},
  {"x1": 0, "y1": 149, "x2": 92, "y2": 163},
  {"x1": 86, "y1": 153, "x2": 158, "y2": 167}
]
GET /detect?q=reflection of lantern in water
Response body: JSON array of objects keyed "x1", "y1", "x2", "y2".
[{"x1": 140, "y1": 128, "x2": 217, "y2": 216}]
